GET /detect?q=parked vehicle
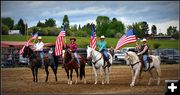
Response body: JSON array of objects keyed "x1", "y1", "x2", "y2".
[
  {"x1": 154, "y1": 49, "x2": 179, "y2": 64},
  {"x1": 19, "y1": 55, "x2": 28, "y2": 65},
  {"x1": 113, "y1": 47, "x2": 136, "y2": 64}
]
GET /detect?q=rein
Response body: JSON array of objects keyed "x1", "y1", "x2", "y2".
[
  {"x1": 130, "y1": 61, "x2": 140, "y2": 68},
  {"x1": 91, "y1": 50, "x2": 103, "y2": 65}
]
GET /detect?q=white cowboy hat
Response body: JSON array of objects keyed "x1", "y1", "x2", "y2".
[
  {"x1": 38, "y1": 36, "x2": 42, "y2": 39},
  {"x1": 100, "y1": 35, "x2": 105, "y2": 39},
  {"x1": 141, "y1": 38, "x2": 147, "y2": 42}
]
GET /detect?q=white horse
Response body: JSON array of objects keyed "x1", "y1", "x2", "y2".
[
  {"x1": 124, "y1": 51, "x2": 161, "y2": 87},
  {"x1": 86, "y1": 46, "x2": 113, "y2": 84}
]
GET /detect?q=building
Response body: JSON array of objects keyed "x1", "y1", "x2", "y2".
[{"x1": 8, "y1": 30, "x2": 20, "y2": 35}]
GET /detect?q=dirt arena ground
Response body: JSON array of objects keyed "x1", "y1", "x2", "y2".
[{"x1": 1, "y1": 64, "x2": 179, "y2": 94}]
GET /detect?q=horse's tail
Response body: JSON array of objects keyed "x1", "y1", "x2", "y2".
[{"x1": 80, "y1": 58, "x2": 86, "y2": 80}]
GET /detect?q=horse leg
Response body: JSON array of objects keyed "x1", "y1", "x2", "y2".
[
  {"x1": 45, "y1": 65, "x2": 49, "y2": 82},
  {"x1": 148, "y1": 70, "x2": 153, "y2": 86},
  {"x1": 106, "y1": 67, "x2": 110, "y2": 84},
  {"x1": 35, "y1": 67, "x2": 38, "y2": 82},
  {"x1": 100, "y1": 67, "x2": 104, "y2": 85},
  {"x1": 156, "y1": 67, "x2": 161, "y2": 86},
  {"x1": 50, "y1": 64, "x2": 57, "y2": 82},
  {"x1": 31, "y1": 67, "x2": 35, "y2": 82},
  {"x1": 70, "y1": 69, "x2": 73, "y2": 85},
  {"x1": 66, "y1": 69, "x2": 70, "y2": 84},
  {"x1": 75, "y1": 68, "x2": 78, "y2": 84},
  {"x1": 92, "y1": 66, "x2": 98, "y2": 84},
  {"x1": 130, "y1": 68, "x2": 140, "y2": 87}
]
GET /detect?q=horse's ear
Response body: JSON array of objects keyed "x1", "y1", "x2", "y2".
[{"x1": 87, "y1": 45, "x2": 90, "y2": 48}]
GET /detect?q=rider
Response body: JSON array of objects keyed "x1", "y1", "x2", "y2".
[
  {"x1": 97, "y1": 35, "x2": 111, "y2": 68},
  {"x1": 33, "y1": 36, "x2": 44, "y2": 68},
  {"x1": 67, "y1": 37, "x2": 80, "y2": 68},
  {"x1": 137, "y1": 38, "x2": 149, "y2": 70}
]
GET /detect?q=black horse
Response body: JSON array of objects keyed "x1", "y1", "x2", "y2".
[
  {"x1": 63, "y1": 48, "x2": 87, "y2": 84},
  {"x1": 22, "y1": 46, "x2": 58, "y2": 82}
]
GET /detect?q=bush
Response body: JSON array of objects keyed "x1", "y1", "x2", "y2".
[{"x1": 153, "y1": 43, "x2": 161, "y2": 49}]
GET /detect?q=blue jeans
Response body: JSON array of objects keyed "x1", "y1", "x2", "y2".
[
  {"x1": 143, "y1": 55, "x2": 148, "y2": 68},
  {"x1": 74, "y1": 52, "x2": 80, "y2": 65},
  {"x1": 39, "y1": 51, "x2": 44, "y2": 65},
  {"x1": 101, "y1": 49, "x2": 109, "y2": 61}
]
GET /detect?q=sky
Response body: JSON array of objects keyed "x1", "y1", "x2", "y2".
[{"x1": 1, "y1": 1, "x2": 179, "y2": 34}]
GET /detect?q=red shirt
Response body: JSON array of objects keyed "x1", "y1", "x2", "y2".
[{"x1": 67, "y1": 43, "x2": 78, "y2": 53}]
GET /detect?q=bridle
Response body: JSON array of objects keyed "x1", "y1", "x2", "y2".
[
  {"x1": 126, "y1": 53, "x2": 140, "y2": 69},
  {"x1": 24, "y1": 47, "x2": 34, "y2": 59},
  {"x1": 89, "y1": 49, "x2": 103, "y2": 65}
]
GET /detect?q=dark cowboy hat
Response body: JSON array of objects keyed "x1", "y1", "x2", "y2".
[{"x1": 70, "y1": 37, "x2": 76, "y2": 41}]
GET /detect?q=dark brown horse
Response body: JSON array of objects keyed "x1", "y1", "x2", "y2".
[
  {"x1": 22, "y1": 46, "x2": 58, "y2": 82},
  {"x1": 62, "y1": 48, "x2": 86, "y2": 85}
]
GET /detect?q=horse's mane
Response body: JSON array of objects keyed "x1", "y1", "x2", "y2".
[
  {"x1": 127, "y1": 51, "x2": 140, "y2": 62},
  {"x1": 64, "y1": 49, "x2": 72, "y2": 63}
]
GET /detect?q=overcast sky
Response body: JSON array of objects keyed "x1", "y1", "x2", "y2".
[{"x1": 1, "y1": 1, "x2": 179, "y2": 34}]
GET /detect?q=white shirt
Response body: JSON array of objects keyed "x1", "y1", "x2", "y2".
[{"x1": 34, "y1": 41, "x2": 44, "y2": 51}]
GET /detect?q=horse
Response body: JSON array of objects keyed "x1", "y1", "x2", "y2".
[
  {"x1": 22, "y1": 46, "x2": 58, "y2": 82},
  {"x1": 62, "y1": 48, "x2": 87, "y2": 85},
  {"x1": 86, "y1": 46, "x2": 113, "y2": 84},
  {"x1": 124, "y1": 51, "x2": 161, "y2": 87}
]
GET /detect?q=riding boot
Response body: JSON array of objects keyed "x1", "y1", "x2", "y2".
[
  {"x1": 107, "y1": 61, "x2": 111, "y2": 67},
  {"x1": 144, "y1": 62, "x2": 149, "y2": 71}
]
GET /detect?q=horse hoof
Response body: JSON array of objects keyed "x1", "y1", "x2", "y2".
[
  {"x1": 94, "y1": 82, "x2": 97, "y2": 84},
  {"x1": 130, "y1": 84, "x2": 134, "y2": 87},
  {"x1": 102, "y1": 82, "x2": 104, "y2": 85}
]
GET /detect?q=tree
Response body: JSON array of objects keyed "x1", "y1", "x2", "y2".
[
  {"x1": 141, "y1": 21, "x2": 149, "y2": 38},
  {"x1": 167, "y1": 26, "x2": 179, "y2": 39},
  {"x1": 2, "y1": 17, "x2": 14, "y2": 29},
  {"x1": 151, "y1": 25, "x2": 157, "y2": 35},
  {"x1": 62, "y1": 15, "x2": 70, "y2": 29},
  {"x1": 2, "y1": 25, "x2": 9, "y2": 35},
  {"x1": 45, "y1": 18, "x2": 56, "y2": 27},
  {"x1": 37, "y1": 21, "x2": 46, "y2": 27},
  {"x1": 17, "y1": 18, "x2": 26, "y2": 35}
]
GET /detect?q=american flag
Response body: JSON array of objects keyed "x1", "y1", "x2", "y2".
[
  {"x1": 55, "y1": 28, "x2": 66, "y2": 56},
  {"x1": 19, "y1": 32, "x2": 38, "y2": 55},
  {"x1": 115, "y1": 29, "x2": 136, "y2": 50},
  {"x1": 90, "y1": 24, "x2": 96, "y2": 50}
]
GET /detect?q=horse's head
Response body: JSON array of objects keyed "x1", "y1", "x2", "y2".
[
  {"x1": 86, "y1": 46, "x2": 93, "y2": 60},
  {"x1": 124, "y1": 52, "x2": 132, "y2": 66},
  {"x1": 22, "y1": 46, "x2": 33, "y2": 58},
  {"x1": 124, "y1": 51, "x2": 140, "y2": 66},
  {"x1": 62, "y1": 48, "x2": 72, "y2": 63}
]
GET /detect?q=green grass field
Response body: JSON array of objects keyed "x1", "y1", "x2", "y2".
[{"x1": 1, "y1": 35, "x2": 179, "y2": 49}]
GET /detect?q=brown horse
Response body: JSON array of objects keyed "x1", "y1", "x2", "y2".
[
  {"x1": 62, "y1": 48, "x2": 86, "y2": 85},
  {"x1": 22, "y1": 46, "x2": 58, "y2": 82}
]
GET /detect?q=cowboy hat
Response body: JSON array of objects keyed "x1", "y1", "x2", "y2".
[
  {"x1": 38, "y1": 36, "x2": 42, "y2": 39},
  {"x1": 100, "y1": 35, "x2": 105, "y2": 39},
  {"x1": 70, "y1": 37, "x2": 76, "y2": 41},
  {"x1": 141, "y1": 38, "x2": 147, "y2": 42}
]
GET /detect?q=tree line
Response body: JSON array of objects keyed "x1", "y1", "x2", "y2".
[{"x1": 1, "y1": 15, "x2": 179, "y2": 39}]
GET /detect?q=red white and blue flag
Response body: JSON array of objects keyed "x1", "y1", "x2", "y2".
[
  {"x1": 115, "y1": 29, "x2": 136, "y2": 50},
  {"x1": 55, "y1": 28, "x2": 66, "y2": 56},
  {"x1": 19, "y1": 32, "x2": 38, "y2": 55},
  {"x1": 90, "y1": 24, "x2": 96, "y2": 50}
]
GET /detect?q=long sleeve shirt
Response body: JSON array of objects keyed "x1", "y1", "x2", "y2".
[
  {"x1": 34, "y1": 41, "x2": 44, "y2": 51},
  {"x1": 67, "y1": 43, "x2": 78, "y2": 53},
  {"x1": 97, "y1": 41, "x2": 107, "y2": 51}
]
